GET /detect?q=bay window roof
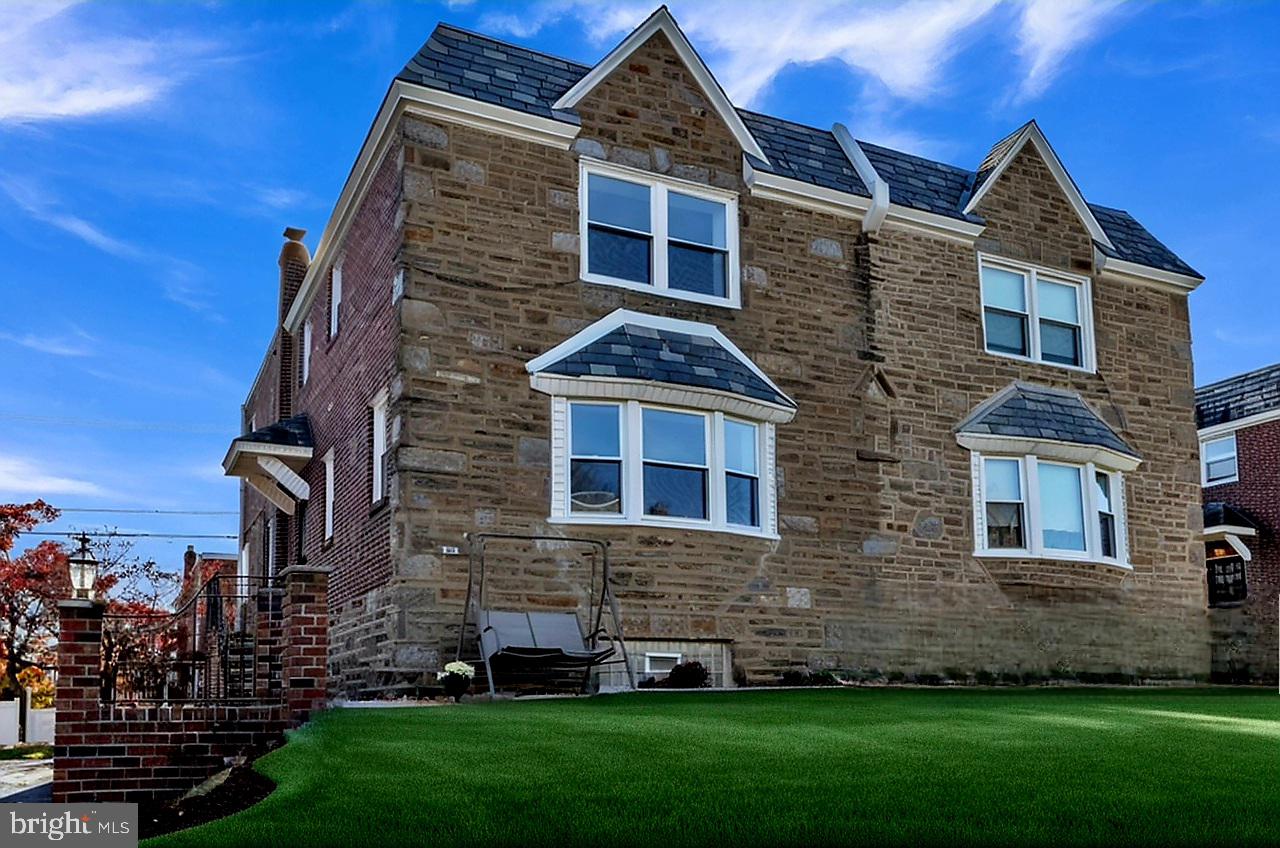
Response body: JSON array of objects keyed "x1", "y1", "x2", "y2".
[
  {"x1": 528, "y1": 309, "x2": 796, "y2": 422},
  {"x1": 956, "y1": 382, "x2": 1140, "y2": 470},
  {"x1": 222, "y1": 414, "x2": 314, "y2": 516}
]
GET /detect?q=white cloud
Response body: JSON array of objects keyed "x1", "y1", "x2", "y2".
[
  {"x1": 483, "y1": 0, "x2": 1125, "y2": 111},
  {"x1": 0, "y1": 0, "x2": 215, "y2": 124},
  {"x1": 1013, "y1": 0, "x2": 1124, "y2": 101},
  {"x1": 0, "y1": 326, "x2": 96, "y2": 358},
  {"x1": 250, "y1": 186, "x2": 313, "y2": 211},
  {"x1": 0, "y1": 453, "x2": 106, "y2": 497}
]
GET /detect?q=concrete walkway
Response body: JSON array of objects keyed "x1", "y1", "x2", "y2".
[{"x1": 0, "y1": 758, "x2": 53, "y2": 802}]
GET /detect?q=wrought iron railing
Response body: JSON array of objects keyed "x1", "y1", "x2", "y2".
[{"x1": 100, "y1": 574, "x2": 283, "y2": 704}]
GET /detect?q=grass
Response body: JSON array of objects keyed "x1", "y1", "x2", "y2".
[
  {"x1": 146, "y1": 688, "x2": 1279, "y2": 847},
  {"x1": 0, "y1": 743, "x2": 51, "y2": 761}
]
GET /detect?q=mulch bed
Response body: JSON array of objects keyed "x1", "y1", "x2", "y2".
[{"x1": 139, "y1": 766, "x2": 275, "y2": 839}]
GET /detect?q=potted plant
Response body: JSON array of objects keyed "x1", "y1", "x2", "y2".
[{"x1": 439, "y1": 661, "x2": 475, "y2": 701}]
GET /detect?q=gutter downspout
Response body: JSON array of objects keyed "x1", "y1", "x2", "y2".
[{"x1": 832, "y1": 123, "x2": 888, "y2": 234}]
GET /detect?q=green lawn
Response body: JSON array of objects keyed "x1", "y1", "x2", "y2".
[{"x1": 146, "y1": 688, "x2": 1279, "y2": 847}]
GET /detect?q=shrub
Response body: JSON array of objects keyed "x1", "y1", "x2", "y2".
[
  {"x1": 779, "y1": 668, "x2": 842, "y2": 687},
  {"x1": 664, "y1": 661, "x2": 710, "y2": 689}
]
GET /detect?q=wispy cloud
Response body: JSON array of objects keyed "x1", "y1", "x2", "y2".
[
  {"x1": 1012, "y1": 0, "x2": 1125, "y2": 102},
  {"x1": 0, "y1": 325, "x2": 96, "y2": 358},
  {"x1": 0, "y1": 1, "x2": 216, "y2": 124},
  {"x1": 481, "y1": 0, "x2": 1125, "y2": 112},
  {"x1": 0, "y1": 452, "x2": 106, "y2": 498},
  {"x1": 250, "y1": 185, "x2": 314, "y2": 211},
  {"x1": 0, "y1": 175, "x2": 221, "y2": 317},
  {"x1": 1212, "y1": 327, "x2": 1280, "y2": 349}
]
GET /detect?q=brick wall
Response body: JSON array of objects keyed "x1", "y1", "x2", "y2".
[{"x1": 1203, "y1": 418, "x2": 1280, "y2": 682}]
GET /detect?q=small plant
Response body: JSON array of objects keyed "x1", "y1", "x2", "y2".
[
  {"x1": 439, "y1": 661, "x2": 475, "y2": 701},
  {"x1": 664, "y1": 661, "x2": 709, "y2": 689},
  {"x1": 779, "y1": 668, "x2": 842, "y2": 687}
]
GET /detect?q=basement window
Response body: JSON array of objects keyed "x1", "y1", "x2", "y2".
[
  {"x1": 580, "y1": 159, "x2": 740, "y2": 308},
  {"x1": 979, "y1": 255, "x2": 1094, "y2": 372}
]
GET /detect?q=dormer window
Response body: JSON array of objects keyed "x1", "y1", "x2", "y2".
[
  {"x1": 580, "y1": 160, "x2": 740, "y2": 308},
  {"x1": 979, "y1": 255, "x2": 1095, "y2": 372}
]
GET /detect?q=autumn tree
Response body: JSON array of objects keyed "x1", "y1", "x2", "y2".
[{"x1": 0, "y1": 501, "x2": 70, "y2": 697}]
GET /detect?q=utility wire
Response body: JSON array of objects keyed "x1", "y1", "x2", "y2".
[
  {"x1": 58, "y1": 508, "x2": 237, "y2": 516},
  {"x1": 2, "y1": 414, "x2": 227, "y2": 434},
  {"x1": 23, "y1": 531, "x2": 236, "y2": 540}
]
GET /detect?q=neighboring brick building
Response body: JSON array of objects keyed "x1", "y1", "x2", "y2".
[
  {"x1": 1197, "y1": 364, "x2": 1280, "y2": 683},
  {"x1": 225, "y1": 9, "x2": 1211, "y2": 696}
]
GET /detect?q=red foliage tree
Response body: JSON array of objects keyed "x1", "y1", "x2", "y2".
[{"x1": 0, "y1": 538, "x2": 71, "y2": 696}]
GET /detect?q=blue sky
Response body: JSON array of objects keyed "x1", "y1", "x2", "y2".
[{"x1": 2, "y1": 0, "x2": 1277, "y2": 572}]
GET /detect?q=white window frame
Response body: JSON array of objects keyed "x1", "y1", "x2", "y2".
[
  {"x1": 644, "y1": 652, "x2": 683, "y2": 675},
  {"x1": 371, "y1": 389, "x2": 389, "y2": 503},
  {"x1": 551, "y1": 398, "x2": 777, "y2": 538},
  {"x1": 1200, "y1": 433, "x2": 1238, "y2": 486},
  {"x1": 579, "y1": 158, "x2": 741, "y2": 309},
  {"x1": 266, "y1": 514, "x2": 277, "y2": 579},
  {"x1": 971, "y1": 451, "x2": 1129, "y2": 567},
  {"x1": 329, "y1": 260, "x2": 343, "y2": 339},
  {"x1": 978, "y1": 254, "x2": 1095, "y2": 373},
  {"x1": 323, "y1": 448, "x2": 335, "y2": 541},
  {"x1": 301, "y1": 320, "x2": 312, "y2": 385}
]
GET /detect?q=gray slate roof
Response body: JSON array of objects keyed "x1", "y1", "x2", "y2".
[
  {"x1": 1204, "y1": 502, "x2": 1257, "y2": 530},
  {"x1": 1196, "y1": 362, "x2": 1280, "y2": 428},
  {"x1": 238, "y1": 414, "x2": 313, "y2": 449},
  {"x1": 396, "y1": 22, "x2": 1198, "y2": 279},
  {"x1": 537, "y1": 324, "x2": 794, "y2": 408},
  {"x1": 957, "y1": 383, "x2": 1139, "y2": 458}
]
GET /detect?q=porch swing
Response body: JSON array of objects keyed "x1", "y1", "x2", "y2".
[{"x1": 455, "y1": 533, "x2": 637, "y2": 696}]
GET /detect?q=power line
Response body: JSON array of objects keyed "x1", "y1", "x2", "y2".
[
  {"x1": 23, "y1": 531, "x2": 236, "y2": 540},
  {"x1": 59, "y1": 508, "x2": 237, "y2": 516},
  {"x1": 1, "y1": 414, "x2": 227, "y2": 434}
]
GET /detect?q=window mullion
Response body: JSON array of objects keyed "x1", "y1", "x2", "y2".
[
  {"x1": 653, "y1": 184, "x2": 668, "y2": 290},
  {"x1": 625, "y1": 402, "x2": 643, "y2": 522},
  {"x1": 710, "y1": 412, "x2": 726, "y2": 527},
  {"x1": 1026, "y1": 270, "x2": 1041, "y2": 362},
  {"x1": 1024, "y1": 457, "x2": 1041, "y2": 556}
]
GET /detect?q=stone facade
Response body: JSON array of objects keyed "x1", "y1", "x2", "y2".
[
  {"x1": 1203, "y1": 418, "x2": 1280, "y2": 683},
  {"x1": 240, "y1": 31, "x2": 1210, "y2": 694}
]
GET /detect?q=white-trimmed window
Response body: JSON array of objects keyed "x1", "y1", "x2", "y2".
[
  {"x1": 580, "y1": 159, "x2": 740, "y2": 308},
  {"x1": 301, "y1": 321, "x2": 312, "y2": 385},
  {"x1": 266, "y1": 514, "x2": 277, "y2": 579},
  {"x1": 973, "y1": 453, "x2": 1128, "y2": 565},
  {"x1": 370, "y1": 390, "x2": 389, "y2": 504},
  {"x1": 1201, "y1": 434, "x2": 1238, "y2": 486},
  {"x1": 323, "y1": 448, "x2": 335, "y2": 541},
  {"x1": 979, "y1": 255, "x2": 1094, "y2": 372},
  {"x1": 554, "y1": 399, "x2": 775, "y2": 536},
  {"x1": 329, "y1": 261, "x2": 343, "y2": 339}
]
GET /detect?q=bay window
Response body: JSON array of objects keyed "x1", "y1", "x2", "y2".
[
  {"x1": 555, "y1": 400, "x2": 773, "y2": 536},
  {"x1": 979, "y1": 256, "x2": 1093, "y2": 371},
  {"x1": 580, "y1": 160, "x2": 740, "y2": 307},
  {"x1": 974, "y1": 453, "x2": 1128, "y2": 565}
]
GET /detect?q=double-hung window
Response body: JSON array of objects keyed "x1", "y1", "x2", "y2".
[
  {"x1": 323, "y1": 448, "x2": 335, "y2": 542},
  {"x1": 301, "y1": 321, "x2": 313, "y2": 385},
  {"x1": 979, "y1": 256, "x2": 1093, "y2": 371},
  {"x1": 580, "y1": 160, "x2": 739, "y2": 307},
  {"x1": 976, "y1": 454, "x2": 1127, "y2": 565},
  {"x1": 1201, "y1": 434, "x2": 1238, "y2": 485},
  {"x1": 329, "y1": 261, "x2": 343, "y2": 339},
  {"x1": 558, "y1": 400, "x2": 772, "y2": 535},
  {"x1": 370, "y1": 390, "x2": 389, "y2": 504}
]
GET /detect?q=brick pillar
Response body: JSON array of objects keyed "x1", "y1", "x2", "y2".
[
  {"x1": 281, "y1": 565, "x2": 329, "y2": 723},
  {"x1": 53, "y1": 599, "x2": 106, "y2": 803},
  {"x1": 255, "y1": 587, "x2": 285, "y2": 700}
]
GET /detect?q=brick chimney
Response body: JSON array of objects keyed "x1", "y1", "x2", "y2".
[
  {"x1": 183, "y1": 545, "x2": 197, "y2": 581},
  {"x1": 278, "y1": 227, "x2": 310, "y2": 419}
]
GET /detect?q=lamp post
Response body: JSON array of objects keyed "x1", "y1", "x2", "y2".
[{"x1": 67, "y1": 534, "x2": 99, "y2": 600}]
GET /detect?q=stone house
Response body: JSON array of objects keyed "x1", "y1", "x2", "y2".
[
  {"x1": 223, "y1": 8, "x2": 1210, "y2": 696},
  {"x1": 1197, "y1": 364, "x2": 1280, "y2": 683}
]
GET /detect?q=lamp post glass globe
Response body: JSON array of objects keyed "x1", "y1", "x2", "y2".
[{"x1": 68, "y1": 535, "x2": 98, "y2": 599}]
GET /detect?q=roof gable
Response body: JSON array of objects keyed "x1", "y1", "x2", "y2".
[
  {"x1": 963, "y1": 121, "x2": 1114, "y2": 251},
  {"x1": 527, "y1": 309, "x2": 794, "y2": 409},
  {"x1": 551, "y1": 7, "x2": 769, "y2": 164}
]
